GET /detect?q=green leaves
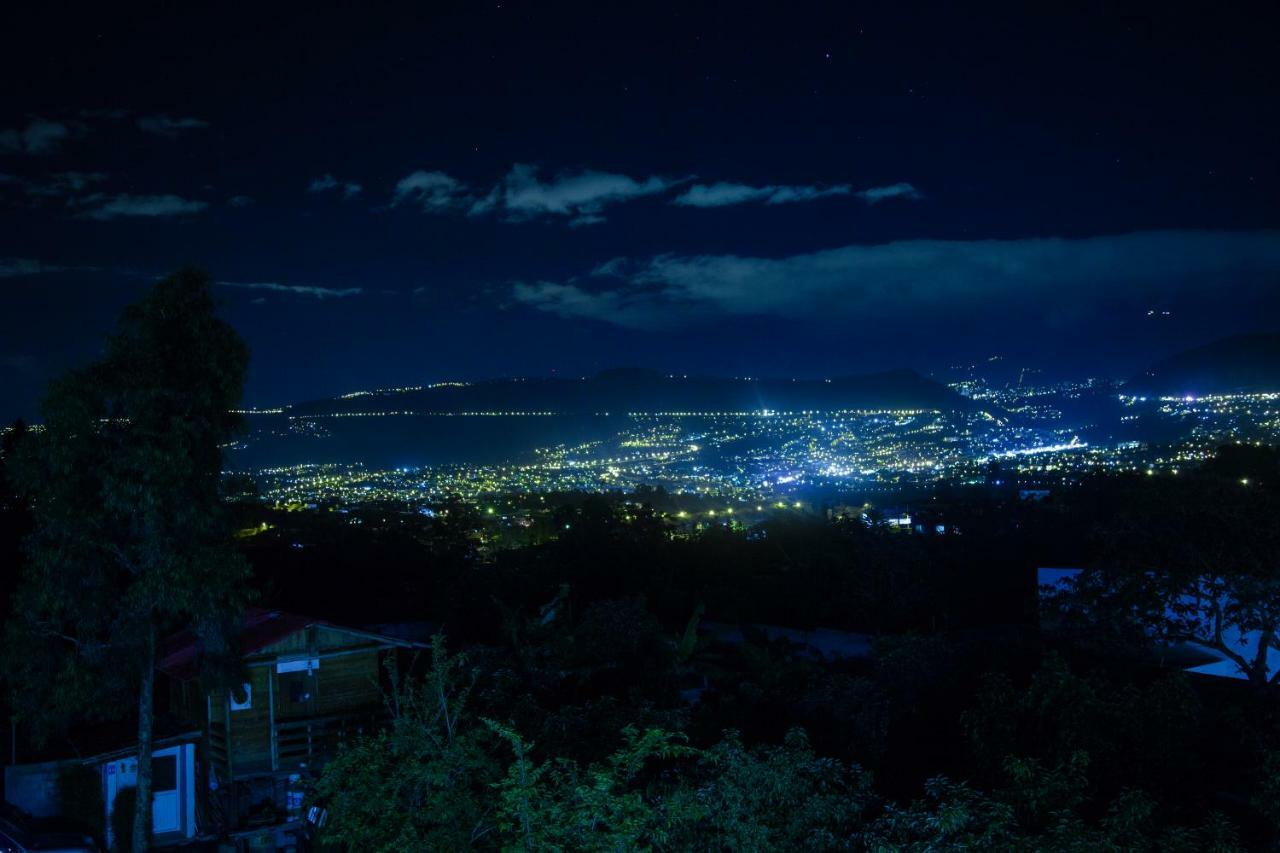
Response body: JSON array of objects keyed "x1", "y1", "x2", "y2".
[
  {"x1": 315, "y1": 638, "x2": 500, "y2": 852},
  {"x1": 3, "y1": 268, "x2": 252, "y2": 738},
  {"x1": 484, "y1": 720, "x2": 700, "y2": 852}
]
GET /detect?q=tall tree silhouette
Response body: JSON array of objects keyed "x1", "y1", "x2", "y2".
[{"x1": 4, "y1": 269, "x2": 251, "y2": 851}]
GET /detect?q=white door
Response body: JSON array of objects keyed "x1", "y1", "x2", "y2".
[
  {"x1": 103, "y1": 746, "x2": 188, "y2": 847},
  {"x1": 150, "y1": 748, "x2": 181, "y2": 835}
]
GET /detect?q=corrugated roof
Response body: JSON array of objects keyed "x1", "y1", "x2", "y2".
[{"x1": 158, "y1": 608, "x2": 423, "y2": 681}]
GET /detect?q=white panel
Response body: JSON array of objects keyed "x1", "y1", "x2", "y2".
[{"x1": 276, "y1": 657, "x2": 320, "y2": 674}]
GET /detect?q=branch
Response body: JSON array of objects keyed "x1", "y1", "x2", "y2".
[
  {"x1": 37, "y1": 627, "x2": 82, "y2": 648},
  {"x1": 1201, "y1": 603, "x2": 1255, "y2": 679},
  {"x1": 1164, "y1": 624, "x2": 1254, "y2": 679},
  {"x1": 107, "y1": 543, "x2": 141, "y2": 576},
  {"x1": 1252, "y1": 629, "x2": 1275, "y2": 679}
]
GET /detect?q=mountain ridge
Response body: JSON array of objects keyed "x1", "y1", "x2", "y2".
[
  {"x1": 289, "y1": 368, "x2": 973, "y2": 416},
  {"x1": 1129, "y1": 333, "x2": 1280, "y2": 394}
]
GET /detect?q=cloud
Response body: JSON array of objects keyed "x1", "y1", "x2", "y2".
[
  {"x1": 0, "y1": 258, "x2": 51, "y2": 278},
  {"x1": 0, "y1": 354, "x2": 37, "y2": 371},
  {"x1": 227, "y1": 195, "x2": 255, "y2": 207},
  {"x1": 590, "y1": 257, "x2": 629, "y2": 277},
  {"x1": 0, "y1": 257, "x2": 109, "y2": 278},
  {"x1": 136, "y1": 115, "x2": 210, "y2": 136},
  {"x1": 855, "y1": 182, "x2": 922, "y2": 204},
  {"x1": 673, "y1": 182, "x2": 852, "y2": 207},
  {"x1": 22, "y1": 171, "x2": 109, "y2": 198},
  {"x1": 672, "y1": 180, "x2": 921, "y2": 208},
  {"x1": 308, "y1": 174, "x2": 363, "y2": 199},
  {"x1": 391, "y1": 164, "x2": 684, "y2": 224},
  {"x1": 495, "y1": 163, "x2": 682, "y2": 223},
  {"x1": 0, "y1": 118, "x2": 72, "y2": 155},
  {"x1": 76, "y1": 193, "x2": 209, "y2": 220},
  {"x1": 510, "y1": 230, "x2": 1280, "y2": 330},
  {"x1": 387, "y1": 164, "x2": 907, "y2": 223},
  {"x1": 392, "y1": 170, "x2": 469, "y2": 210},
  {"x1": 216, "y1": 280, "x2": 364, "y2": 300}
]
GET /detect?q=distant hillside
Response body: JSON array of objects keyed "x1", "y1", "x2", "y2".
[
  {"x1": 1129, "y1": 333, "x2": 1280, "y2": 395},
  {"x1": 292, "y1": 368, "x2": 971, "y2": 416}
]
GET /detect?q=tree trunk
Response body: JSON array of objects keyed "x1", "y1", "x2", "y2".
[{"x1": 131, "y1": 623, "x2": 155, "y2": 853}]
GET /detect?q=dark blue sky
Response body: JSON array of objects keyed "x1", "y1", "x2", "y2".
[{"x1": 3, "y1": 2, "x2": 1279, "y2": 420}]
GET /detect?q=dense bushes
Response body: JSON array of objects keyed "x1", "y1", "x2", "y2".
[{"x1": 314, "y1": 637, "x2": 1253, "y2": 851}]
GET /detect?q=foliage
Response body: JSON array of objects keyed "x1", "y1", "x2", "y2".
[
  {"x1": 486, "y1": 720, "x2": 701, "y2": 851},
  {"x1": 962, "y1": 655, "x2": 1204, "y2": 802},
  {"x1": 315, "y1": 635, "x2": 1246, "y2": 852},
  {"x1": 1253, "y1": 750, "x2": 1280, "y2": 836},
  {"x1": 2, "y1": 269, "x2": 252, "y2": 851},
  {"x1": 5, "y1": 268, "x2": 251, "y2": 730},
  {"x1": 689, "y1": 728, "x2": 874, "y2": 851},
  {"x1": 314, "y1": 636, "x2": 501, "y2": 851},
  {"x1": 1046, "y1": 452, "x2": 1280, "y2": 686},
  {"x1": 863, "y1": 767, "x2": 1244, "y2": 852}
]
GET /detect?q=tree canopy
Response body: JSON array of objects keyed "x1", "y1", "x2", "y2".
[{"x1": 3, "y1": 268, "x2": 251, "y2": 851}]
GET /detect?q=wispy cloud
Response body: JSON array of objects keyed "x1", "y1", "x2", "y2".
[
  {"x1": 855, "y1": 182, "x2": 922, "y2": 204},
  {"x1": 590, "y1": 257, "x2": 629, "y2": 277},
  {"x1": 22, "y1": 171, "x2": 109, "y2": 198},
  {"x1": 308, "y1": 174, "x2": 363, "y2": 199},
  {"x1": 391, "y1": 164, "x2": 685, "y2": 225},
  {"x1": 216, "y1": 280, "x2": 364, "y2": 300},
  {"x1": 227, "y1": 195, "x2": 254, "y2": 207},
  {"x1": 0, "y1": 257, "x2": 107, "y2": 278},
  {"x1": 496, "y1": 164, "x2": 682, "y2": 224},
  {"x1": 75, "y1": 193, "x2": 209, "y2": 220},
  {"x1": 0, "y1": 258, "x2": 51, "y2": 278},
  {"x1": 388, "y1": 164, "x2": 916, "y2": 222},
  {"x1": 0, "y1": 118, "x2": 72, "y2": 155},
  {"x1": 673, "y1": 181, "x2": 853, "y2": 207},
  {"x1": 672, "y1": 180, "x2": 921, "y2": 208},
  {"x1": 511, "y1": 230, "x2": 1280, "y2": 330},
  {"x1": 136, "y1": 115, "x2": 210, "y2": 137},
  {"x1": 391, "y1": 170, "x2": 469, "y2": 210},
  {"x1": 0, "y1": 354, "x2": 37, "y2": 372}
]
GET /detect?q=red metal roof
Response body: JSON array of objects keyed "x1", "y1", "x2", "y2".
[{"x1": 158, "y1": 608, "x2": 325, "y2": 681}]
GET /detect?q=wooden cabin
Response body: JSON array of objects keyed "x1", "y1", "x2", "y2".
[{"x1": 158, "y1": 609, "x2": 427, "y2": 841}]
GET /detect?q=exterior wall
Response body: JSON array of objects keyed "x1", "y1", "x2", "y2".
[
  {"x1": 4, "y1": 759, "x2": 66, "y2": 818},
  {"x1": 306, "y1": 649, "x2": 381, "y2": 717},
  {"x1": 4, "y1": 742, "x2": 198, "y2": 850},
  {"x1": 225, "y1": 666, "x2": 274, "y2": 776},
  {"x1": 213, "y1": 634, "x2": 388, "y2": 779}
]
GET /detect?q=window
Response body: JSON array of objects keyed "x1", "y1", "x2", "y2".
[
  {"x1": 280, "y1": 670, "x2": 316, "y2": 704},
  {"x1": 152, "y1": 755, "x2": 178, "y2": 793},
  {"x1": 276, "y1": 657, "x2": 321, "y2": 716}
]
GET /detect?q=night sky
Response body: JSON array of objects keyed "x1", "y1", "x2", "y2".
[{"x1": 3, "y1": 2, "x2": 1279, "y2": 420}]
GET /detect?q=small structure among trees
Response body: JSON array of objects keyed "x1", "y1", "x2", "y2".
[{"x1": 159, "y1": 608, "x2": 426, "y2": 844}]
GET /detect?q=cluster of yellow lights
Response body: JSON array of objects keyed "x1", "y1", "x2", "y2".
[{"x1": 230, "y1": 387, "x2": 1280, "y2": 508}]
